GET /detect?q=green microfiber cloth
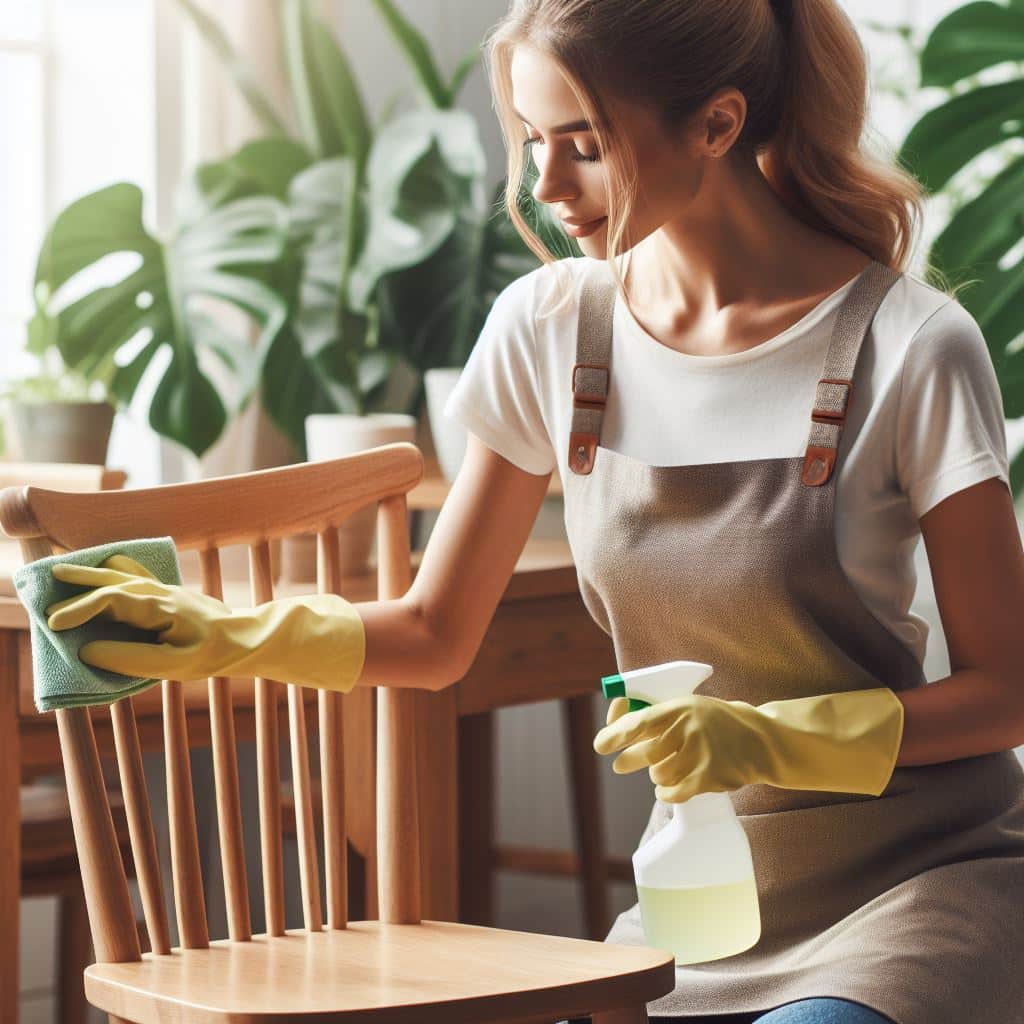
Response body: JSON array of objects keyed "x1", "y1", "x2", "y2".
[{"x1": 13, "y1": 536, "x2": 182, "y2": 712}]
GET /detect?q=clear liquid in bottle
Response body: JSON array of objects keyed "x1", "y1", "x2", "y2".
[{"x1": 637, "y1": 877, "x2": 761, "y2": 965}]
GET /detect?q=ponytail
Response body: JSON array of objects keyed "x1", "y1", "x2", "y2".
[{"x1": 758, "y1": 0, "x2": 925, "y2": 270}]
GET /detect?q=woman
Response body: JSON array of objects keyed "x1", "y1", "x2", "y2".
[{"x1": 45, "y1": 1, "x2": 1024, "y2": 1022}]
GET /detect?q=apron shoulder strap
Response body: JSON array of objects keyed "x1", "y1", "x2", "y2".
[
  {"x1": 567, "y1": 258, "x2": 902, "y2": 483},
  {"x1": 569, "y1": 264, "x2": 617, "y2": 475},
  {"x1": 801, "y1": 260, "x2": 901, "y2": 487}
]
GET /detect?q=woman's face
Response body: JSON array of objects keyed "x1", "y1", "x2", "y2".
[{"x1": 509, "y1": 43, "x2": 711, "y2": 258}]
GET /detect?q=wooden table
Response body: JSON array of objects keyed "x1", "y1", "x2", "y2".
[{"x1": 0, "y1": 462, "x2": 615, "y2": 1024}]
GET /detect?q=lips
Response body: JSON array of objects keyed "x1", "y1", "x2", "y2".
[{"x1": 562, "y1": 215, "x2": 607, "y2": 238}]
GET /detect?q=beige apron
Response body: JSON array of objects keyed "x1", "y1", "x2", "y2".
[{"x1": 562, "y1": 259, "x2": 1024, "y2": 1023}]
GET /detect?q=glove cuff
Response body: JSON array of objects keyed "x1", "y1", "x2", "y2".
[
  {"x1": 754, "y1": 687, "x2": 905, "y2": 796},
  {"x1": 225, "y1": 593, "x2": 366, "y2": 693}
]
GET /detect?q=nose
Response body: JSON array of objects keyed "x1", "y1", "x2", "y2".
[{"x1": 529, "y1": 157, "x2": 579, "y2": 208}]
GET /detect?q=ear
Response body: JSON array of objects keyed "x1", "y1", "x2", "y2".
[{"x1": 700, "y1": 87, "x2": 747, "y2": 156}]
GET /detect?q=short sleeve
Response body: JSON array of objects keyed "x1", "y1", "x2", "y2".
[
  {"x1": 442, "y1": 270, "x2": 556, "y2": 476},
  {"x1": 895, "y1": 299, "x2": 1010, "y2": 520}
]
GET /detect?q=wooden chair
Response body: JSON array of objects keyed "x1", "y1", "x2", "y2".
[
  {"x1": 5, "y1": 462, "x2": 130, "y2": 1023},
  {"x1": 0, "y1": 444, "x2": 674, "y2": 1024}
]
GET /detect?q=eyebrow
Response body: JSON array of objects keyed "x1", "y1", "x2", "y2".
[{"x1": 512, "y1": 108, "x2": 593, "y2": 134}]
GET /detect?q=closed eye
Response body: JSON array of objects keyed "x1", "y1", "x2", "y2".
[{"x1": 523, "y1": 135, "x2": 600, "y2": 164}]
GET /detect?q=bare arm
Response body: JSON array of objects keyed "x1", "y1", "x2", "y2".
[
  {"x1": 350, "y1": 432, "x2": 554, "y2": 691},
  {"x1": 895, "y1": 476, "x2": 1024, "y2": 765}
]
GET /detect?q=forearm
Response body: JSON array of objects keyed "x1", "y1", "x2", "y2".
[
  {"x1": 894, "y1": 668, "x2": 1024, "y2": 767},
  {"x1": 349, "y1": 596, "x2": 462, "y2": 692}
]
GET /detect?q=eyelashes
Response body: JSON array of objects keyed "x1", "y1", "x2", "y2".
[{"x1": 522, "y1": 137, "x2": 600, "y2": 164}]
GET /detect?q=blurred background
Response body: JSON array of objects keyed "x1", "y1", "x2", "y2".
[{"x1": 4, "y1": 0, "x2": 1024, "y2": 1020}]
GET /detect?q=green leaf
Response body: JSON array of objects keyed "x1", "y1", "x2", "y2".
[
  {"x1": 227, "y1": 138, "x2": 314, "y2": 199},
  {"x1": 920, "y1": 2, "x2": 1024, "y2": 87},
  {"x1": 348, "y1": 109, "x2": 488, "y2": 312},
  {"x1": 286, "y1": 158, "x2": 359, "y2": 358},
  {"x1": 931, "y1": 154, "x2": 1024, "y2": 270},
  {"x1": 449, "y1": 45, "x2": 481, "y2": 103},
  {"x1": 953, "y1": 258, "x2": 1024, "y2": 356},
  {"x1": 281, "y1": 0, "x2": 371, "y2": 162},
  {"x1": 1010, "y1": 438, "x2": 1024, "y2": 496},
  {"x1": 966, "y1": 259, "x2": 1024, "y2": 358},
  {"x1": 172, "y1": 0, "x2": 291, "y2": 137},
  {"x1": 899, "y1": 79, "x2": 1024, "y2": 192},
  {"x1": 149, "y1": 346, "x2": 226, "y2": 456},
  {"x1": 110, "y1": 336, "x2": 162, "y2": 406},
  {"x1": 995, "y1": 349, "x2": 1024, "y2": 417},
  {"x1": 33, "y1": 181, "x2": 289, "y2": 457},
  {"x1": 375, "y1": 177, "x2": 543, "y2": 374},
  {"x1": 369, "y1": 0, "x2": 451, "y2": 107},
  {"x1": 260, "y1": 323, "x2": 341, "y2": 457}
]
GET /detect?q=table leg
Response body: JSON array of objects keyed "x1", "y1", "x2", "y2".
[
  {"x1": 416, "y1": 687, "x2": 458, "y2": 920},
  {"x1": 563, "y1": 693, "x2": 611, "y2": 940},
  {"x1": 1, "y1": 629, "x2": 20, "y2": 1024},
  {"x1": 457, "y1": 711, "x2": 494, "y2": 924}
]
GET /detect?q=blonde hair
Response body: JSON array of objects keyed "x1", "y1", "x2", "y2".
[{"x1": 484, "y1": 0, "x2": 932, "y2": 310}]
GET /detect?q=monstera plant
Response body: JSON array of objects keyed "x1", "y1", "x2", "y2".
[
  {"x1": 898, "y1": 0, "x2": 1024, "y2": 496},
  {"x1": 29, "y1": 0, "x2": 571, "y2": 460}
]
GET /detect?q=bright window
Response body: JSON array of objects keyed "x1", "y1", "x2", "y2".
[{"x1": 0, "y1": 0, "x2": 160, "y2": 484}]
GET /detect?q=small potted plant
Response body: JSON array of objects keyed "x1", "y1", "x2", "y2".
[{"x1": 1, "y1": 349, "x2": 116, "y2": 465}]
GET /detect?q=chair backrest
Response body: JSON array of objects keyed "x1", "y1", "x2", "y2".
[{"x1": 0, "y1": 443, "x2": 424, "y2": 964}]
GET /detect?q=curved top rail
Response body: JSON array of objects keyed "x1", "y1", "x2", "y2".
[{"x1": 0, "y1": 443, "x2": 423, "y2": 551}]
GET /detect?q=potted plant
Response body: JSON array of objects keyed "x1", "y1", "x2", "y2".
[
  {"x1": 0, "y1": 349, "x2": 116, "y2": 466},
  {"x1": 28, "y1": 0, "x2": 566, "y2": 573},
  {"x1": 173, "y1": 0, "x2": 571, "y2": 565}
]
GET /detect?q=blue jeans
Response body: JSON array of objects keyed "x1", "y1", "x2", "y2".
[{"x1": 567, "y1": 998, "x2": 895, "y2": 1023}]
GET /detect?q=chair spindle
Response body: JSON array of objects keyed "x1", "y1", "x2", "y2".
[
  {"x1": 317, "y1": 526, "x2": 348, "y2": 929},
  {"x1": 375, "y1": 496, "x2": 421, "y2": 924},
  {"x1": 199, "y1": 545, "x2": 252, "y2": 942},
  {"x1": 249, "y1": 540, "x2": 286, "y2": 936}
]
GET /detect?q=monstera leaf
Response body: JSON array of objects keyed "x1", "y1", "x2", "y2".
[
  {"x1": 276, "y1": 110, "x2": 479, "y2": 416},
  {"x1": 375, "y1": 164, "x2": 579, "y2": 387},
  {"x1": 898, "y1": 0, "x2": 1024, "y2": 494},
  {"x1": 30, "y1": 178, "x2": 289, "y2": 457},
  {"x1": 164, "y1": 0, "x2": 571, "y2": 457}
]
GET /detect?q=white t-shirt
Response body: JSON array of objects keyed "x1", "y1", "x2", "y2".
[{"x1": 443, "y1": 255, "x2": 1011, "y2": 667}]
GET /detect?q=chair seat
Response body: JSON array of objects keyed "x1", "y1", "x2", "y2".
[{"x1": 84, "y1": 919, "x2": 675, "y2": 1024}]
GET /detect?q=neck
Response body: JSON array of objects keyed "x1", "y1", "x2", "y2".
[{"x1": 623, "y1": 150, "x2": 865, "y2": 325}]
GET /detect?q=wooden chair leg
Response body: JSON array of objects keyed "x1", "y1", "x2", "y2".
[
  {"x1": 58, "y1": 879, "x2": 92, "y2": 1024},
  {"x1": 347, "y1": 840, "x2": 367, "y2": 921},
  {"x1": 563, "y1": 694, "x2": 611, "y2": 940},
  {"x1": 592, "y1": 1005, "x2": 649, "y2": 1023},
  {"x1": 458, "y1": 711, "x2": 494, "y2": 924}
]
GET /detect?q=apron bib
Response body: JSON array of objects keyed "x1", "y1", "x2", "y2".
[{"x1": 562, "y1": 259, "x2": 1024, "y2": 1023}]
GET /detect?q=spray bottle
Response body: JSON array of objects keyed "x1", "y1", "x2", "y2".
[{"x1": 601, "y1": 659, "x2": 761, "y2": 964}]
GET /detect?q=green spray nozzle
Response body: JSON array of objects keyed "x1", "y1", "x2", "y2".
[{"x1": 601, "y1": 673, "x2": 650, "y2": 713}]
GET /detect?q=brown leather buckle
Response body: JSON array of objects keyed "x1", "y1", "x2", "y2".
[
  {"x1": 811, "y1": 377, "x2": 852, "y2": 425},
  {"x1": 572, "y1": 362, "x2": 609, "y2": 410},
  {"x1": 801, "y1": 445, "x2": 837, "y2": 486},
  {"x1": 568, "y1": 430, "x2": 598, "y2": 475}
]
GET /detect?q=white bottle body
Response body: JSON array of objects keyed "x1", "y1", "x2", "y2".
[{"x1": 613, "y1": 661, "x2": 762, "y2": 964}]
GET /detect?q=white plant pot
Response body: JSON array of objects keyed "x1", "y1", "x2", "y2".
[
  {"x1": 304, "y1": 413, "x2": 418, "y2": 578},
  {"x1": 424, "y1": 368, "x2": 467, "y2": 483}
]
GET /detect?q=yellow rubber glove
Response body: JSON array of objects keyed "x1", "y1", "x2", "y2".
[
  {"x1": 45, "y1": 555, "x2": 366, "y2": 694},
  {"x1": 593, "y1": 688, "x2": 905, "y2": 804}
]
